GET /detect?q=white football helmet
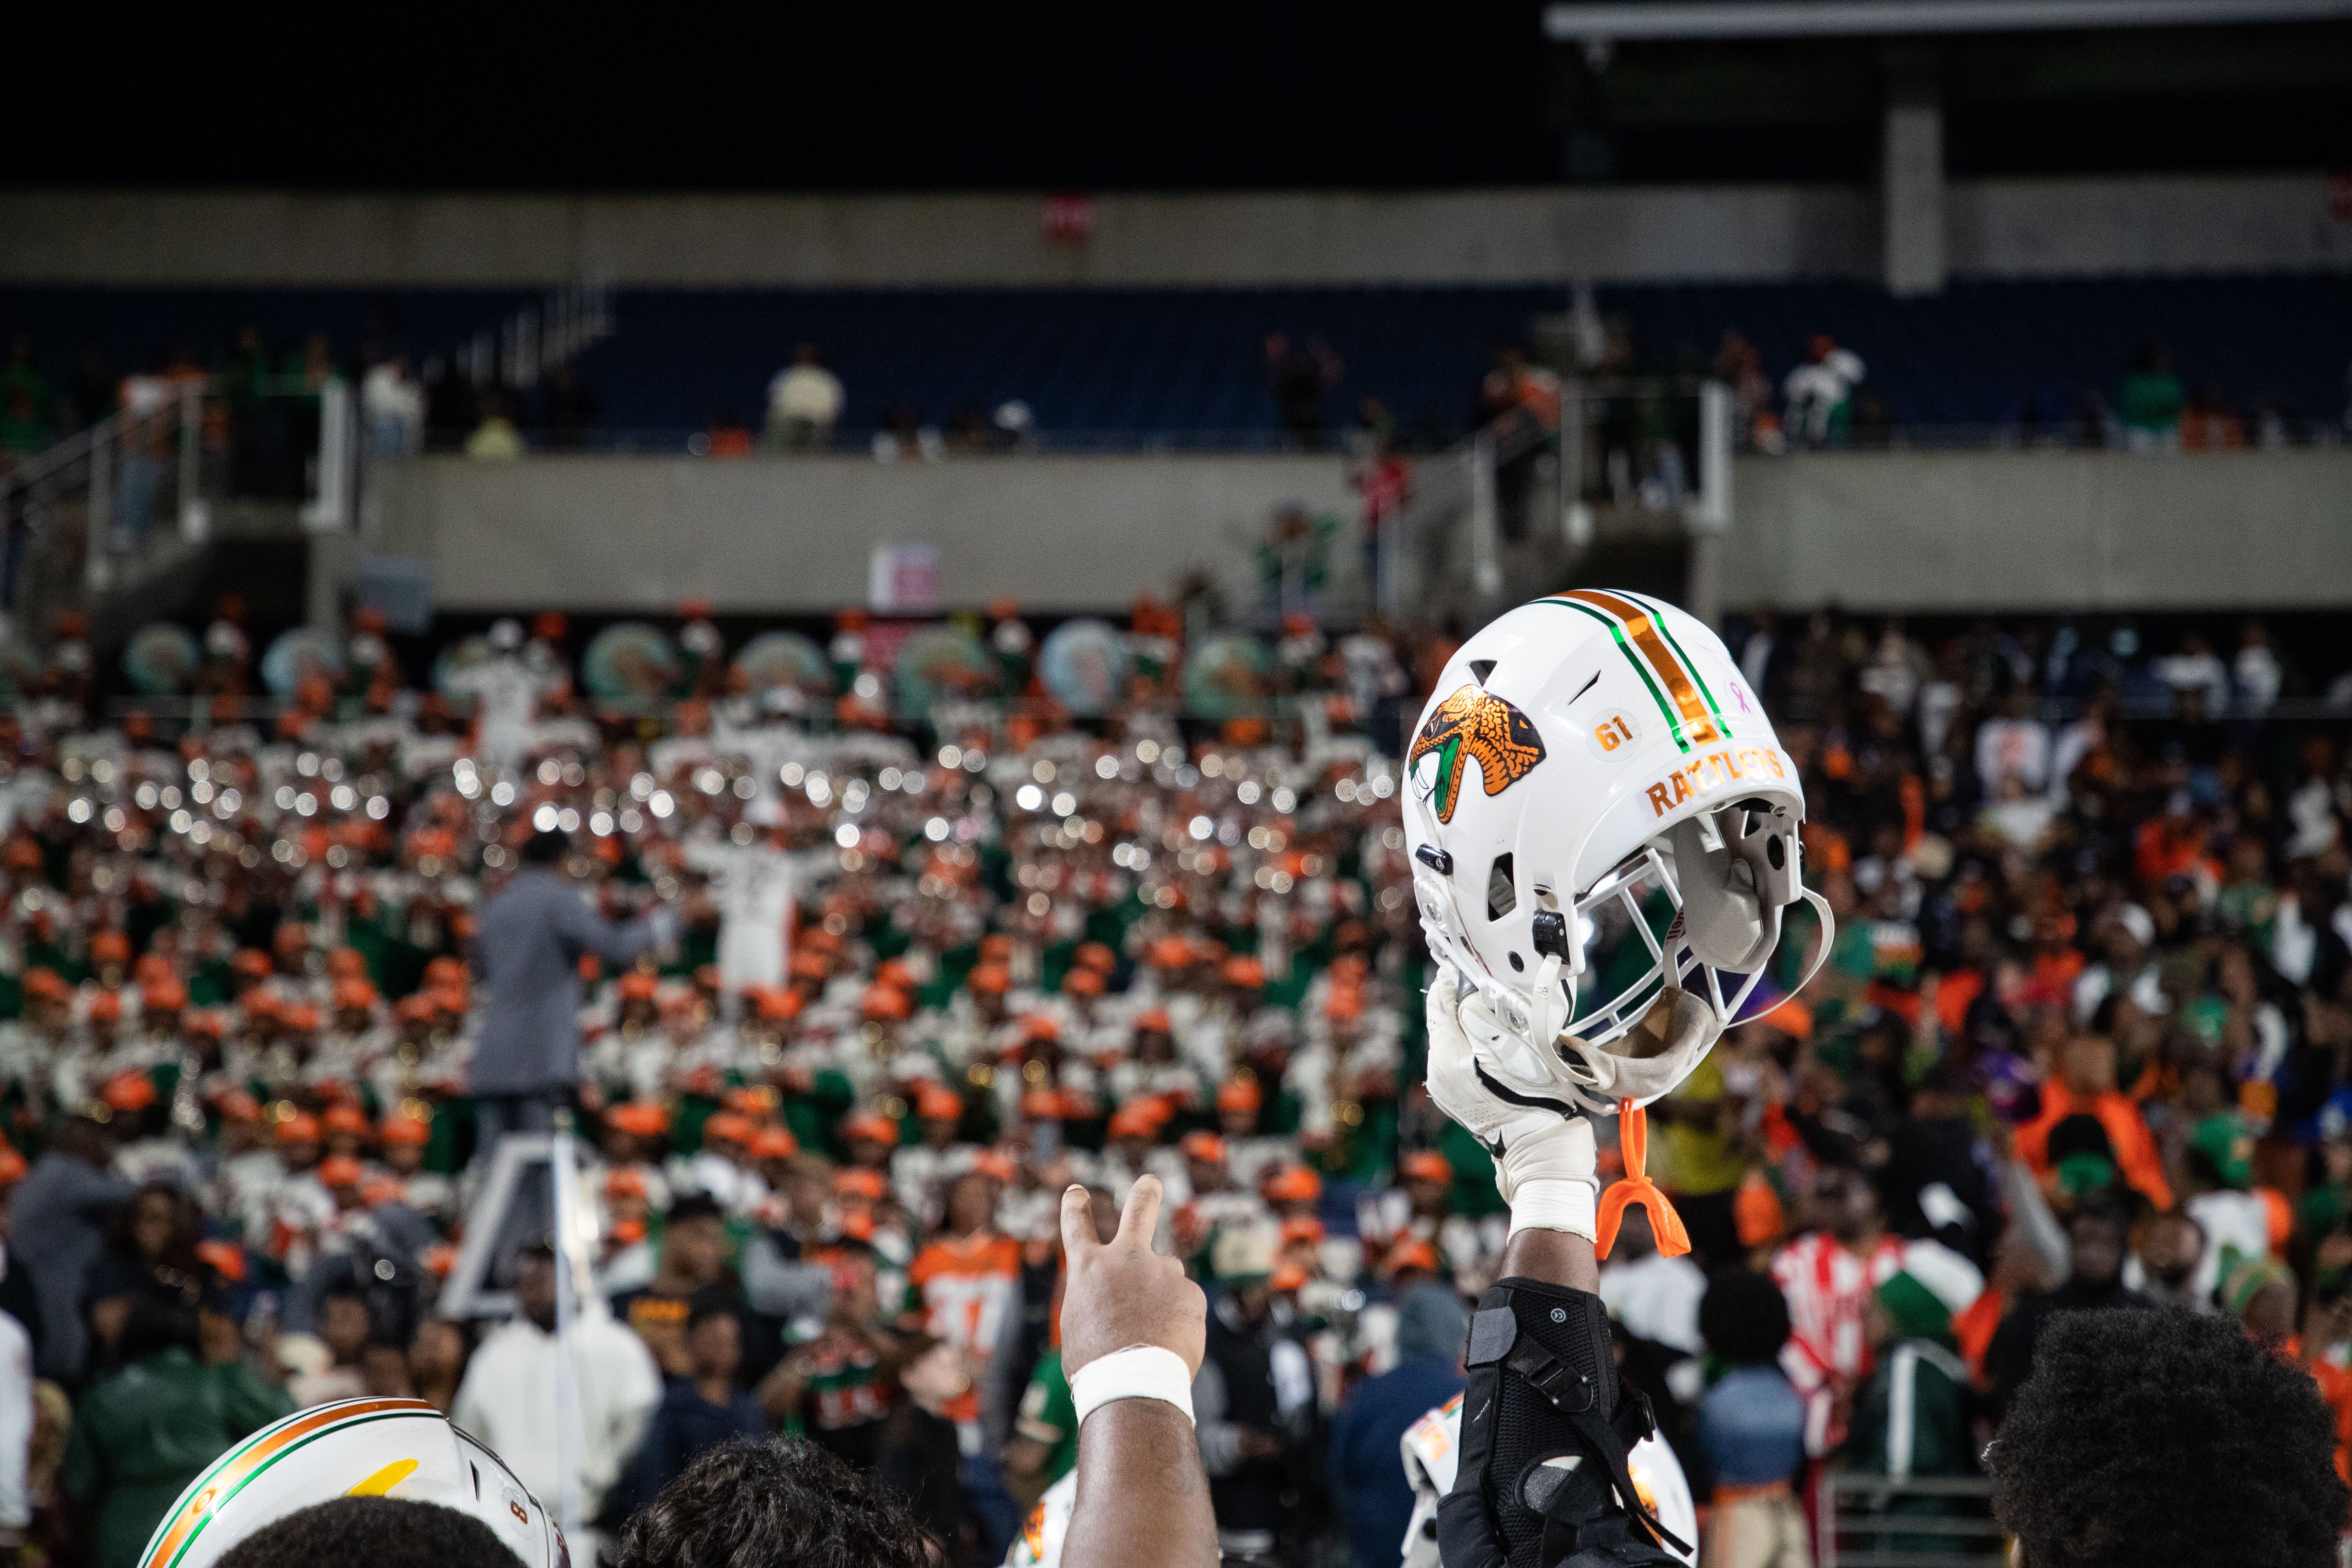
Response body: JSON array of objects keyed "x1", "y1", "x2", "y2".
[
  {"x1": 1403, "y1": 589, "x2": 1830, "y2": 1114},
  {"x1": 137, "y1": 1397, "x2": 566, "y2": 1568}
]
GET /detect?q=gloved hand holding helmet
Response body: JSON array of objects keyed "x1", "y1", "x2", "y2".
[{"x1": 1408, "y1": 591, "x2": 1830, "y2": 1568}]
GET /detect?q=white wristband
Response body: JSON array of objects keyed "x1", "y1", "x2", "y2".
[
  {"x1": 1069, "y1": 1345, "x2": 1196, "y2": 1429},
  {"x1": 1505, "y1": 1177, "x2": 1598, "y2": 1243}
]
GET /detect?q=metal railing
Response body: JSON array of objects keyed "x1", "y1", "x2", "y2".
[
  {"x1": 0, "y1": 279, "x2": 609, "y2": 642},
  {"x1": 415, "y1": 425, "x2": 1396, "y2": 457},
  {"x1": 1, "y1": 383, "x2": 217, "y2": 622},
  {"x1": 432, "y1": 281, "x2": 614, "y2": 395},
  {"x1": 1819, "y1": 1473, "x2": 2006, "y2": 1568},
  {"x1": 0, "y1": 377, "x2": 359, "y2": 606},
  {"x1": 1384, "y1": 376, "x2": 1735, "y2": 624}
]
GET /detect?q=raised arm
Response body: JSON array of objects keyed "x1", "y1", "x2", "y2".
[
  {"x1": 550, "y1": 880, "x2": 677, "y2": 967},
  {"x1": 1057, "y1": 1176, "x2": 1218, "y2": 1568},
  {"x1": 1419, "y1": 969, "x2": 1709, "y2": 1568}
]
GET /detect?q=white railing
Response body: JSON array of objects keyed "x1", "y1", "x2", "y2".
[
  {"x1": 1, "y1": 383, "x2": 220, "y2": 618},
  {"x1": 1387, "y1": 377, "x2": 1733, "y2": 624},
  {"x1": 439, "y1": 280, "x2": 614, "y2": 393}
]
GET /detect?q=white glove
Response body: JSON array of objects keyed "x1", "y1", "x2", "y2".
[{"x1": 1424, "y1": 969, "x2": 1599, "y2": 1241}]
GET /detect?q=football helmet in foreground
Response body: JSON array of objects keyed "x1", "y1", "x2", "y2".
[
  {"x1": 1403, "y1": 589, "x2": 1829, "y2": 1114},
  {"x1": 137, "y1": 1397, "x2": 566, "y2": 1568}
]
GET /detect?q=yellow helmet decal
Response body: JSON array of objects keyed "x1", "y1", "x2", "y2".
[{"x1": 346, "y1": 1459, "x2": 419, "y2": 1498}]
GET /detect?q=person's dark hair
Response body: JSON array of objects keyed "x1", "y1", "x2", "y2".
[
  {"x1": 120, "y1": 1287, "x2": 204, "y2": 1363},
  {"x1": 1811, "y1": 1154, "x2": 1886, "y2": 1216},
  {"x1": 214, "y1": 1496, "x2": 520, "y2": 1568},
  {"x1": 1698, "y1": 1268, "x2": 1791, "y2": 1367},
  {"x1": 108, "y1": 1179, "x2": 206, "y2": 1279},
  {"x1": 1910, "y1": 1059, "x2": 1970, "y2": 1102},
  {"x1": 2067, "y1": 1194, "x2": 2132, "y2": 1243},
  {"x1": 611, "y1": 1436, "x2": 932, "y2": 1568},
  {"x1": 665, "y1": 1192, "x2": 726, "y2": 1228},
  {"x1": 49, "y1": 1114, "x2": 111, "y2": 1164},
  {"x1": 1991, "y1": 1308, "x2": 2347, "y2": 1568},
  {"x1": 686, "y1": 1284, "x2": 738, "y2": 1331},
  {"x1": 520, "y1": 827, "x2": 569, "y2": 865},
  {"x1": 2044, "y1": 1113, "x2": 2118, "y2": 1169}
]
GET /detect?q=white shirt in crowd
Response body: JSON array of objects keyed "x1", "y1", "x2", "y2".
[
  {"x1": 0, "y1": 1279, "x2": 29, "y2": 1532},
  {"x1": 1599, "y1": 1246, "x2": 1707, "y2": 1359},
  {"x1": 451, "y1": 1305, "x2": 662, "y2": 1530},
  {"x1": 2234, "y1": 640, "x2": 2282, "y2": 714},
  {"x1": 1782, "y1": 348, "x2": 1865, "y2": 443},
  {"x1": 2185, "y1": 1187, "x2": 2272, "y2": 1306},
  {"x1": 2153, "y1": 649, "x2": 2230, "y2": 714},
  {"x1": 682, "y1": 838, "x2": 799, "y2": 993},
  {"x1": 1975, "y1": 715, "x2": 2052, "y2": 795},
  {"x1": 362, "y1": 363, "x2": 426, "y2": 455},
  {"x1": 446, "y1": 653, "x2": 548, "y2": 777},
  {"x1": 768, "y1": 364, "x2": 845, "y2": 426}
]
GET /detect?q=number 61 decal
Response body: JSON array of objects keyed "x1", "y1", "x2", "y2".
[{"x1": 1586, "y1": 709, "x2": 1642, "y2": 759}]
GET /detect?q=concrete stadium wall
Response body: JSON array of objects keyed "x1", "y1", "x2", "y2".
[
  {"x1": 1722, "y1": 448, "x2": 2352, "y2": 612},
  {"x1": 370, "y1": 449, "x2": 2352, "y2": 620},
  {"x1": 368, "y1": 454, "x2": 1357, "y2": 615},
  {"x1": 6, "y1": 175, "x2": 2346, "y2": 288}
]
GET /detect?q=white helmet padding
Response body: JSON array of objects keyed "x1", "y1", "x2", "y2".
[{"x1": 1666, "y1": 798, "x2": 1801, "y2": 974}]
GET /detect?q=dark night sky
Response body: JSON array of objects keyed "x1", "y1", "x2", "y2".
[{"x1": 20, "y1": 3, "x2": 1558, "y2": 192}]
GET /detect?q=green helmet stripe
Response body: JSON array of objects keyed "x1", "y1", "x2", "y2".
[{"x1": 1536, "y1": 597, "x2": 1690, "y2": 754}]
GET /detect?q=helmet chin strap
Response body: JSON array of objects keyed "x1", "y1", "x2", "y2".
[{"x1": 1528, "y1": 952, "x2": 1568, "y2": 1055}]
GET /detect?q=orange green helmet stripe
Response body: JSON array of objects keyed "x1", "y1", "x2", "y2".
[
  {"x1": 1620, "y1": 591, "x2": 1726, "y2": 727},
  {"x1": 1536, "y1": 591, "x2": 1726, "y2": 753},
  {"x1": 143, "y1": 1399, "x2": 432, "y2": 1568}
]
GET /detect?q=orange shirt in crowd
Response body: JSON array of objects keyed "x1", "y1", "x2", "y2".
[
  {"x1": 1954, "y1": 1286, "x2": 2005, "y2": 1389},
  {"x1": 907, "y1": 1230, "x2": 1022, "y2": 1427},
  {"x1": 2016, "y1": 1081, "x2": 2175, "y2": 1211},
  {"x1": 2287, "y1": 1337, "x2": 2352, "y2": 1485}
]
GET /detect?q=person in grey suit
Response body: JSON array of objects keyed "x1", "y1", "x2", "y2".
[
  {"x1": 8, "y1": 1115, "x2": 133, "y2": 1383},
  {"x1": 472, "y1": 829, "x2": 676, "y2": 1156}
]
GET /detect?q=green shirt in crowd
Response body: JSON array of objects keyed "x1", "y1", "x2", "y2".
[
  {"x1": 63, "y1": 1347, "x2": 294, "y2": 1568},
  {"x1": 1015, "y1": 1347, "x2": 1080, "y2": 1486}
]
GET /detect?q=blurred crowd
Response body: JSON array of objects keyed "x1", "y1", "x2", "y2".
[{"x1": 0, "y1": 594, "x2": 2340, "y2": 1568}]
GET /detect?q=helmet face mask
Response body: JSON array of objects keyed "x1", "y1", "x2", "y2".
[{"x1": 1404, "y1": 591, "x2": 1831, "y2": 1110}]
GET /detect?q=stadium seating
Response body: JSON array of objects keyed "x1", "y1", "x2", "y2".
[{"x1": 4, "y1": 273, "x2": 2345, "y2": 444}]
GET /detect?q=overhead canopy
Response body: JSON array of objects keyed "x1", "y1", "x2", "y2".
[{"x1": 1544, "y1": 0, "x2": 2352, "y2": 42}]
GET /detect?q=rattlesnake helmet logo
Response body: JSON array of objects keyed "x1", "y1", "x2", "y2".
[{"x1": 1409, "y1": 685, "x2": 1547, "y2": 823}]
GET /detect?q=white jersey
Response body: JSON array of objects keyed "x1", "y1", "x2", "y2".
[
  {"x1": 1008, "y1": 1468, "x2": 1076, "y2": 1568},
  {"x1": 449, "y1": 655, "x2": 542, "y2": 735},
  {"x1": 446, "y1": 655, "x2": 547, "y2": 775},
  {"x1": 682, "y1": 839, "x2": 799, "y2": 993},
  {"x1": 0, "y1": 1253, "x2": 30, "y2": 1529},
  {"x1": 1398, "y1": 1395, "x2": 1696, "y2": 1568}
]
